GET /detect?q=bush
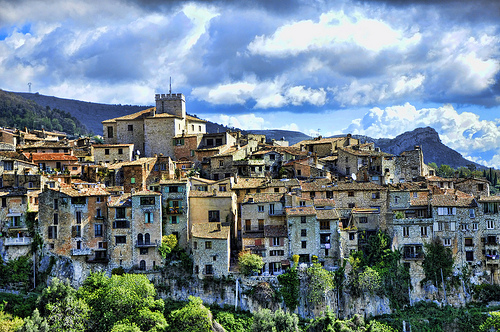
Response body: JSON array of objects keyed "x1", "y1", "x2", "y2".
[{"x1": 238, "y1": 251, "x2": 264, "y2": 276}]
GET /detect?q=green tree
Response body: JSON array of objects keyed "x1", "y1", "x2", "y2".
[
  {"x1": 422, "y1": 237, "x2": 454, "y2": 287},
  {"x1": 20, "y1": 309, "x2": 49, "y2": 332},
  {"x1": 110, "y1": 320, "x2": 142, "y2": 332},
  {"x1": 252, "y1": 308, "x2": 299, "y2": 332},
  {"x1": 358, "y1": 267, "x2": 382, "y2": 294},
  {"x1": 78, "y1": 272, "x2": 166, "y2": 332},
  {"x1": 238, "y1": 251, "x2": 264, "y2": 276},
  {"x1": 0, "y1": 310, "x2": 24, "y2": 332},
  {"x1": 277, "y1": 267, "x2": 300, "y2": 312},
  {"x1": 158, "y1": 234, "x2": 178, "y2": 259},
  {"x1": 36, "y1": 277, "x2": 76, "y2": 317},
  {"x1": 169, "y1": 296, "x2": 212, "y2": 332},
  {"x1": 305, "y1": 263, "x2": 334, "y2": 306},
  {"x1": 479, "y1": 312, "x2": 500, "y2": 332},
  {"x1": 45, "y1": 297, "x2": 89, "y2": 332}
]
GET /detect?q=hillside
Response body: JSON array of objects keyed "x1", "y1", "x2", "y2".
[{"x1": 0, "y1": 90, "x2": 88, "y2": 137}]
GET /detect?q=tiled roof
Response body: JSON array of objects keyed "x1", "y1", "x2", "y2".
[
  {"x1": 431, "y1": 191, "x2": 476, "y2": 207},
  {"x1": 330, "y1": 181, "x2": 385, "y2": 191},
  {"x1": 339, "y1": 146, "x2": 390, "y2": 157},
  {"x1": 132, "y1": 190, "x2": 161, "y2": 196},
  {"x1": 92, "y1": 144, "x2": 134, "y2": 148},
  {"x1": 55, "y1": 186, "x2": 110, "y2": 197},
  {"x1": 26, "y1": 153, "x2": 78, "y2": 162},
  {"x1": 455, "y1": 177, "x2": 490, "y2": 185},
  {"x1": 109, "y1": 193, "x2": 132, "y2": 207},
  {"x1": 410, "y1": 192, "x2": 430, "y2": 207},
  {"x1": 319, "y1": 156, "x2": 338, "y2": 162},
  {"x1": 316, "y1": 208, "x2": 340, "y2": 219},
  {"x1": 300, "y1": 178, "x2": 333, "y2": 191},
  {"x1": 243, "y1": 193, "x2": 284, "y2": 203},
  {"x1": 190, "y1": 190, "x2": 234, "y2": 198},
  {"x1": 186, "y1": 115, "x2": 207, "y2": 123},
  {"x1": 478, "y1": 195, "x2": 500, "y2": 202},
  {"x1": 264, "y1": 225, "x2": 287, "y2": 237},
  {"x1": 102, "y1": 108, "x2": 154, "y2": 123},
  {"x1": 286, "y1": 206, "x2": 316, "y2": 216},
  {"x1": 427, "y1": 176, "x2": 454, "y2": 182},
  {"x1": 121, "y1": 157, "x2": 156, "y2": 166},
  {"x1": 159, "y1": 179, "x2": 188, "y2": 185},
  {"x1": 389, "y1": 182, "x2": 429, "y2": 191},
  {"x1": 233, "y1": 178, "x2": 266, "y2": 189},
  {"x1": 313, "y1": 198, "x2": 336, "y2": 206},
  {"x1": 294, "y1": 137, "x2": 344, "y2": 146},
  {"x1": 191, "y1": 223, "x2": 230, "y2": 239}
]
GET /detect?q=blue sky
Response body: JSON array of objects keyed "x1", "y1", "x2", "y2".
[{"x1": 1, "y1": 0, "x2": 500, "y2": 167}]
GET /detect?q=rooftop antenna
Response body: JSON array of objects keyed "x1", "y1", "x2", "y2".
[
  {"x1": 169, "y1": 77, "x2": 172, "y2": 95},
  {"x1": 28, "y1": 82, "x2": 32, "y2": 93}
]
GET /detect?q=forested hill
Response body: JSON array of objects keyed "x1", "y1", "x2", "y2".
[{"x1": 0, "y1": 90, "x2": 89, "y2": 137}]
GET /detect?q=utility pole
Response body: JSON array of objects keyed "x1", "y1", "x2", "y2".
[{"x1": 28, "y1": 82, "x2": 32, "y2": 93}]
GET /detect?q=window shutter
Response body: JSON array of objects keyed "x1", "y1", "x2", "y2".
[
  {"x1": 452, "y1": 207, "x2": 456, "y2": 215},
  {"x1": 433, "y1": 222, "x2": 439, "y2": 231},
  {"x1": 280, "y1": 237, "x2": 284, "y2": 246},
  {"x1": 255, "y1": 239, "x2": 262, "y2": 246},
  {"x1": 450, "y1": 222, "x2": 456, "y2": 231},
  {"x1": 269, "y1": 238, "x2": 273, "y2": 246}
]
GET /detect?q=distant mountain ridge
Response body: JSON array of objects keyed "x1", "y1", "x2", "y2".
[{"x1": 9, "y1": 91, "x2": 483, "y2": 169}]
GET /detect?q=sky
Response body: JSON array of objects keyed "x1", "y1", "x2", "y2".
[{"x1": 1, "y1": 0, "x2": 500, "y2": 168}]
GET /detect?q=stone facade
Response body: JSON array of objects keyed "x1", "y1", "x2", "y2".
[
  {"x1": 161, "y1": 179, "x2": 189, "y2": 248},
  {"x1": 92, "y1": 144, "x2": 134, "y2": 164},
  {"x1": 191, "y1": 223, "x2": 230, "y2": 278}
]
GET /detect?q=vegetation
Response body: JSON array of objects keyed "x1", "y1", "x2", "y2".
[
  {"x1": 158, "y1": 234, "x2": 178, "y2": 259},
  {"x1": 238, "y1": 251, "x2": 264, "y2": 276},
  {"x1": 305, "y1": 263, "x2": 334, "y2": 307},
  {"x1": 251, "y1": 308, "x2": 300, "y2": 332},
  {"x1": 169, "y1": 296, "x2": 212, "y2": 332},
  {"x1": 277, "y1": 266, "x2": 301, "y2": 312},
  {"x1": 421, "y1": 237, "x2": 454, "y2": 288},
  {"x1": 306, "y1": 311, "x2": 396, "y2": 332},
  {"x1": 0, "y1": 256, "x2": 32, "y2": 290},
  {"x1": 0, "y1": 90, "x2": 88, "y2": 136}
]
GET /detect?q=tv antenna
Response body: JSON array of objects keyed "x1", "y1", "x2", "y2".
[
  {"x1": 28, "y1": 82, "x2": 32, "y2": 93},
  {"x1": 169, "y1": 77, "x2": 172, "y2": 95}
]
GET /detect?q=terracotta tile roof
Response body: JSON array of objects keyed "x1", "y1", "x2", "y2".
[
  {"x1": 313, "y1": 198, "x2": 336, "y2": 206},
  {"x1": 243, "y1": 193, "x2": 284, "y2": 203},
  {"x1": 102, "y1": 108, "x2": 155, "y2": 123},
  {"x1": 455, "y1": 177, "x2": 490, "y2": 185},
  {"x1": 264, "y1": 225, "x2": 287, "y2": 237},
  {"x1": 316, "y1": 208, "x2": 340, "y2": 219},
  {"x1": 330, "y1": 181, "x2": 385, "y2": 191},
  {"x1": 186, "y1": 115, "x2": 207, "y2": 123},
  {"x1": 389, "y1": 182, "x2": 429, "y2": 191},
  {"x1": 300, "y1": 178, "x2": 333, "y2": 191},
  {"x1": 427, "y1": 176, "x2": 454, "y2": 182},
  {"x1": 121, "y1": 157, "x2": 156, "y2": 166},
  {"x1": 286, "y1": 206, "x2": 316, "y2": 216},
  {"x1": 0, "y1": 151, "x2": 29, "y2": 160},
  {"x1": 233, "y1": 178, "x2": 266, "y2": 189},
  {"x1": 431, "y1": 191, "x2": 476, "y2": 207},
  {"x1": 410, "y1": 192, "x2": 430, "y2": 207},
  {"x1": 54, "y1": 186, "x2": 110, "y2": 197},
  {"x1": 26, "y1": 153, "x2": 78, "y2": 162},
  {"x1": 0, "y1": 188, "x2": 27, "y2": 196},
  {"x1": 92, "y1": 144, "x2": 134, "y2": 148},
  {"x1": 478, "y1": 195, "x2": 500, "y2": 202},
  {"x1": 132, "y1": 190, "x2": 161, "y2": 196},
  {"x1": 294, "y1": 137, "x2": 344, "y2": 146},
  {"x1": 319, "y1": 156, "x2": 338, "y2": 162},
  {"x1": 267, "y1": 178, "x2": 301, "y2": 188},
  {"x1": 191, "y1": 223, "x2": 230, "y2": 239}
]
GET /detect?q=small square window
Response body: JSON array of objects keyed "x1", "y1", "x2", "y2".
[
  {"x1": 301, "y1": 229, "x2": 307, "y2": 237},
  {"x1": 205, "y1": 241, "x2": 212, "y2": 249},
  {"x1": 301, "y1": 241, "x2": 307, "y2": 249}
]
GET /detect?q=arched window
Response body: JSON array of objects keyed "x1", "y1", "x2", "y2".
[
  {"x1": 137, "y1": 233, "x2": 143, "y2": 245},
  {"x1": 139, "y1": 260, "x2": 146, "y2": 270},
  {"x1": 144, "y1": 233, "x2": 150, "y2": 245}
]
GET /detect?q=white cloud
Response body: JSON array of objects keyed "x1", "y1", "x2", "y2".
[{"x1": 206, "y1": 113, "x2": 265, "y2": 130}]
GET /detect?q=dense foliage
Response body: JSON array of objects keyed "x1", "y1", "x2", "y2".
[
  {"x1": 0, "y1": 90, "x2": 88, "y2": 136},
  {"x1": 306, "y1": 311, "x2": 396, "y2": 332},
  {"x1": 421, "y1": 237, "x2": 454, "y2": 288},
  {"x1": 238, "y1": 251, "x2": 264, "y2": 276},
  {"x1": 277, "y1": 266, "x2": 300, "y2": 312},
  {"x1": 0, "y1": 256, "x2": 32, "y2": 290}
]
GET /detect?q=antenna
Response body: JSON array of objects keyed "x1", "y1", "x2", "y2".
[
  {"x1": 169, "y1": 77, "x2": 172, "y2": 95},
  {"x1": 28, "y1": 82, "x2": 32, "y2": 93}
]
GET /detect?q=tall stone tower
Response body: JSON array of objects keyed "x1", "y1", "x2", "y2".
[{"x1": 155, "y1": 93, "x2": 186, "y2": 118}]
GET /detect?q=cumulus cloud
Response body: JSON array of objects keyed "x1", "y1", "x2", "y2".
[
  {"x1": 206, "y1": 113, "x2": 265, "y2": 130},
  {"x1": 345, "y1": 103, "x2": 500, "y2": 167}
]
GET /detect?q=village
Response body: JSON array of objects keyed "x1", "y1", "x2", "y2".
[{"x1": 0, "y1": 92, "x2": 498, "y2": 306}]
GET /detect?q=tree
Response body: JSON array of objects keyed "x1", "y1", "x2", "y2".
[
  {"x1": 36, "y1": 278, "x2": 77, "y2": 317},
  {"x1": 277, "y1": 267, "x2": 300, "y2": 312},
  {"x1": 358, "y1": 267, "x2": 382, "y2": 294},
  {"x1": 45, "y1": 297, "x2": 89, "y2": 332},
  {"x1": 158, "y1": 234, "x2": 178, "y2": 259},
  {"x1": 169, "y1": 296, "x2": 212, "y2": 332},
  {"x1": 252, "y1": 308, "x2": 299, "y2": 332},
  {"x1": 20, "y1": 309, "x2": 49, "y2": 332},
  {"x1": 422, "y1": 237, "x2": 454, "y2": 287},
  {"x1": 479, "y1": 312, "x2": 500, "y2": 332},
  {"x1": 305, "y1": 263, "x2": 334, "y2": 306},
  {"x1": 238, "y1": 251, "x2": 264, "y2": 276},
  {"x1": 0, "y1": 311, "x2": 24, "y2": 332},
  {"x1": 78, "y1": 272, "x2": 166, "y2": 332}
]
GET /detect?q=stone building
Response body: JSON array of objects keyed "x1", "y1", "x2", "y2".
[
  {"x1": 92, "y1": 143, "x2": 134, "y2": 165},
  {"x1": 102, "y1": 93, "x2": 207, "y2": 159},
  {"x1": 131, "y1": 191, "x2": 163, "y2": 271},
  {"x1": 454, "y1": 177, "x2": 490, "y2": 198},
  {"x1": 161, "y1": 179, "x2": 189, "y2": 248},
  {"x1": 26, "y1": 153, "x2": 80, "y2": 176},
  {"x1": 108, "y1": 193, "x2": 133, "y2": 269},
  {"x1": 286, "y1": 205, "x2": 318, "y2": 264},
  {"x1": 191, "y1": 223, "x2": 230, "y2": 278},
  {"x1": 293, "y1": 135, "x2": 359, "y2": 158}
]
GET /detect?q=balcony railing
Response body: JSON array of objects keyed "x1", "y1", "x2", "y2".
[
  {"x1": 135, "y1": 239, "x2": 159, "y2": 248},
  {"x1": 167, "y1": 207, "x2": 184, "y2": 214},
  {"x1": 71, "y1": 248, "x2": 93, "y2": 256},
  {"x1": 403, "y1": 252, "x2": 424, "y2": 260},
  {"x1": 4, "y1": 237, "x2": 32, "y2": 246}
]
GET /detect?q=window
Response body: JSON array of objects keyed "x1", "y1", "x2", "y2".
[
  {"x1": 348, "y1": 203, "x2": 355, "y2": 208},
  {"x1": 128, "y1": 124, "x2": 133, "y2": 131},
  {"x1": 421, "y1": 226, "x2": 427, "y2": 237},
  {"x1": 299, "y1": 201, "x2": 306, "y2": 207},
  {"x1": 219, "y1": 185, "x2": 226, "y2": 192},
  {"x1": 107, "y1": 126, "x2": 113, "y2": 138},
  {"x1": 139, "y1": 260, "x2": 146, "y2": 270},
  {"x1": 488, "y1": 220, "x2": 494, "y2": 229},
  {"x1": 72, "y1": 197, "x2": 86, "y2": 205},
  {"x1": 438, "y1": 222, "x2": 443, "y2": 231},
  {"x1": 193, "y1": 241, "x2": 198, "y2": 249},
  {"x1": 272, "y1": 237, "x2": 280, "y2": 246},
  {"x1": 174, "y1": 138, "x2": 184, "y2": 146},
  {"x1": 301, "y1": 216, "x2": 306, "y2": 223},
  {"x1": 116, "y1": 207, "x2": 126, "y2": 219},
  {"x1": 140, "y1": 248, "x2": 148, "y2": 255},
  {"x1": 297, "y1": 169, "x2": 301, "y2": 176},
  {"x1": 349, "y1": 233, "x2": 355, "y2": 241},
  {"x1": 478, "y1": 183, "x2": 484, "y2": 191},
  {"x1": 53, "y1": 213, "x2": 59, "y2": 225},
  {"x1": 207, "y1": 138, "x2": 214, "y2": 146},
  {"x1": 473, "y1": 223, "x2": 478, "y2": 231},
  {"x1": 460, "y1": 223, "x2": 468, "y2": 231},
  {"x1": 205, "y1": 264, "x2": 213, "y2": 275},
  {"x1": 72, "y1": 225, "x2": 81, "y2": 238},
  {"x1": 258, "y1": 205, "x2": 264, "y2": 212},
  {"x1": 115, "y1": 236, "x2": 126, "y2": 244},
  {"x1": 413, "y1": 192, "x2": 418, "y2": 198},
  {"x1": 205, "y1": 241, "x2": 212, "y2": 249},
  {"x1": 105, "y1": 149, "x2": 110, "y2": 155},
  {"x1": 301, "y1": 241, "x2": 307, "y2": 249},
  {"x1": 145, "y1": 212, "x2": 153, "y2": 223},
  {"x1": 96, "y1": 208, "x2": 102, "y2": 218},
  {"x1": 372, "y1": 192, "x2": 380, "y2": 199},
  {"x1": 320, "y1": 220, "x2": 330, "y2": 230},
  {"x1": 140, "y1": 197, "x2": 155, "y2": 205},
  {"x1": 270, "y1": 250, "x2": 285, "y2": 256},
  {"x1": 208, "y1": 210, "x2": 220, "y2": 223},
  {"x1": 466, "y1": 251, "x2": 474, "y2": 262},
  {"x1": 76, "y1": 211, "x2": 82, "y2": 224},
  {"x1": 348, "y1": 191, "x2": 354, "y2": 197},
  {"x1": 443, "y1": 238, "x2": 451, "y2": 246},
  {"x1": 437, "y1": 207, "x2": 456, "y2": 215},
  {"x1": 484, "y1": 203, "x2": 499, "y2": 214},
  {"x1": 171, "y1": 216, "x2": 178, "y2": 224},
  {"x1": 1, "y1": 197, "x2": 6, "y2": 208},
  {"x1": 190, "y1": 150, "x2": 195, "y2": 157},
  {"x1": 219, "y1": 160, "x2": 224, "y2": 167},
  {"x1": 28, "y1": 182, "x2": 33, "y2": 188},
  {"x1": 114, "y1": 220, "x2": 129, "y2": 228},
  {"x1": 403, "y1": 226, "x2": 409, "y2": 237},
  {"x1": 94, "y1": 224, "x2": 103, "y2": 237},
  {"x1": 469, "y1": 209, "x2": 475, "y2": 218},
  {"x1": 359, "y1": 217, "x2": 368, "y2": 223},
  {"x1": 118, "y1": 148, "x2": 123, "y2": 155},
  {"x1": 48, "y1": 226, "x2": 57, "y2": 239},
  {"x1": 301, "y1": 229, "x2": 307, "y2": 237},
  {"x1": 269, "y1": 154, "x2": 275, "y2": 160},
  {"x1": 4, "y1": 161, "x2": 13, "y2": 170},
  {"x1": 465, "y1": 238, "x2": 474, "y2": 246}
]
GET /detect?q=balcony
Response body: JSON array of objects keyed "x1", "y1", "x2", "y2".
[
  {"x1": 403, "y1": 252, "x2": 424, "y2": 260},
  {"x1": 166, "y1": 207, "x2": 184, "y2": 214},
  {"x1": 4, "y1": 237, "x2": 32, "y2": 246},
  {"x1": 244, "y1": 226, "x2": 265, "y2": 233},
  {"x1": 486, "y1": 254, "x2": 500, "y2": 265},
  {"x1": 71, "y1": 248, "x2": 93, "y2": 256},
  {"x1": 135, "y1": 239, "x2": 159, "y2": 248}
]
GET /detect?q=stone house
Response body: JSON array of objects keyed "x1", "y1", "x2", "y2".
[
  {"x1": 282, "y1": 156, "x2": 328, "y2": 179},
  {"x1": 102, "y1": 93, "x2": 207, "y2": 158},
  {"x1": 293, "y1": 135, "x2": 359, "y2": 158},
  {"x1": 173, "y1": 134, "x2": 202, "y2": 162},
  {"x1": 38, "y1": 184, "x2": 110, "y2": 262},
  {"x1": 26, "y1": 153, "x2": 80, "y2": 176},
  {"x1": 336, "y1": 145, "x2": 392, "y2": 183},
  {"x1": 476, "y1": 195, "x2": 500, "y2": 283},
  {"x1": 427, "y1": 176, "x2": 454, "y2": 189},
  {"x1": 191, "y1": 223, "x2": 230, "y2": 278},
  {"x1": 92, "y1": 143, "x2": 134, "y2": 165},
  {"x1": 207, "y1": 141, "x2": 259, "y2": 180},
  {"x1": 108, "y1": 193, "x2": 133, "y2": 269},
  {"x1": 131, "y1": 191, "x2": 162, "y2": 271},
  {"x1": 160, "y1": 179, "x2": 189, "y2": 248},
  {"x1": 286, "y1": 206, "x2": 318, "y2": 264},
  {"x1": 240, "y1": 193, "x2": 288, "y2": 275},
  {"x1": 121, "y1": 157, "x2": 156, "y2": 193},
  {"x1": 454, "y1": 177, "x2": 490, "y2": 198}
]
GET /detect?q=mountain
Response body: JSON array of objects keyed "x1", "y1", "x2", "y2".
[
  {"x1": 347, "y1": 127, "x2": 485, "y2": 170},
  {"x1": 7, "y1": 92, "x2": 483, "y2": 169}
]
